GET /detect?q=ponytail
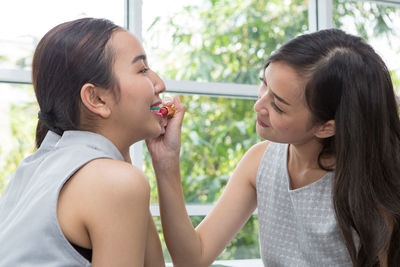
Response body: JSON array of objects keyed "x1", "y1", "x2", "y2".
[{"x1": 35, "y1": 111, "x2": 64, "y2": 148}]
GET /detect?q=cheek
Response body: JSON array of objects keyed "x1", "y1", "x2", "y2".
[
  {"x1": 269, "y1": 113, "x2": 287, "y2": 131},
  {"x1": 270, "y1": 114, "x2": 308, "y2": 136}
]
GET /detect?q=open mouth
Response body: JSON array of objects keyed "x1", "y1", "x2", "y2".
[
  {"x1": 150, "y1": 102, "x2": 163, "y2": 117},
  {"x1": 150, "y1": 100, "x2": 176, "y2": 117},
  {"x1": 150, "y1": 105, "x2": 163, "y2": 117}
]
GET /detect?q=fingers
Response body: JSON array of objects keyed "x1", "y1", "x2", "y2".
[{"x1": 171, "y1": 96, "x2": 186, "y2": 124}]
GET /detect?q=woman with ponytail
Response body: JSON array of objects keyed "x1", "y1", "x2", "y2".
[
  {"x1": 0, "y1": 17, "x2": 185, "y2": 266},
  {"x1": 147, "y1": 28, "x2": 400, "y2": 266}
]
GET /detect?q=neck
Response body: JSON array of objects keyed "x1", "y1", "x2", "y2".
[
  {"x1": 93, "y1": 128, "x2": 133, "y2": 164},
  {"x1": 80, "y1": 116, "x2": 135, "y2": 164},
  {"x1": 287, "y1": 139, "x2": 335, "y2": 189},
  {"x1": 288, "y1": 139, "x2": 323, "y2": 170}
]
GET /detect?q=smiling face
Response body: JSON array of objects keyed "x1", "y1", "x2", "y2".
[
  {"x1": 254, "y1": 61, "x2": 319, "y2": 145},
  {"x1": 107, "y1": 30, "x2": 166, "y2": 143}
]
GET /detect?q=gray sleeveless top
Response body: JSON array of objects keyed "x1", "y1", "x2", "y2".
[
  {"x1": 256, "y1": 142, "x2": 351, "y2": 266},
  {"x1": 0, "y1": 130, "x2": 124, "y2": 267}
]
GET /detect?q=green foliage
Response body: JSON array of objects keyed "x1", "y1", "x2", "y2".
[
  {"x1": 0, "y1": 98, "x2": 37, "y2": 195},
  {"x1": 143, "y1": 0, "x2": 400, "y2": 261},
  {"x1": 334, "y1": 0, "x2": 398, "y2": 42},
  {"x1": 143, "y1": 0, "x2": 309, "y2": 260},
  {"x1": 177, "y1": 95, "x2": 259, "y2": 204},
  {"x1": 153, "y1": 215, "x2": 260, "y2": 262},
  {"x1": 1, "y1": 0, "x2": 399, "y2": 263},
  {"x1": 146, "y1": 0, "x2": 308, "y2": 84},
  {"x1": 333, "y1": 0, "x2": 400, "y2": 94}
]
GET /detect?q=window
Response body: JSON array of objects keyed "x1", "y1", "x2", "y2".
[
  {"x1": 0, "y1": 0, "x2": 124, "y2": 71},
  {"x1": 3, "y1": 0, "x2": 397, "y2": 265},
  {"x1": 0, "y1": 0, "x2": 125, "y2": 191},
  {"x1": 140, "y1": 0, "x2": 308, "y2": 261}
]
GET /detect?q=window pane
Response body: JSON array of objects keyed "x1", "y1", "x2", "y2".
[
  {"x1": 143, "y1": 0, "x2": 309, "y2": 84},
  {"x1": 0, "y1": 83, "x2": 37, "y2": 192},
  {"x1": 144, "y1": 94, "x2": 261, "y2": 205},
  {"x1": 0, "y1": 0, "x2": 124, "y2": 70},
  {"x1": 153, "y1": 215, "x2": 260, "y2": 262},
  {"x1": 333, "y1": 0, "x2": 400, "y2": 94}
]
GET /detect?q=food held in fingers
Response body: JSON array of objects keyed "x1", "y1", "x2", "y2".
[
  {"x1": 159, "y1": 105, "x2": 176, "y2": 116},
  {"x1": 150, "y1": 103, "x2": 176, "y2": 117}
]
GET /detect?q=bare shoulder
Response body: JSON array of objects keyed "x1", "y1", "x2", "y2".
[
  {"x1": 243, "y1": 141, "x2": 269, "y2": 166},
  {"x1": 78, "y1": 158, "x2": 150, "y2": 196},
  {"x1": 69, "y1": 158, "x2": 151, "y2": 221},
  {"x1": 235, "y1": 141, "x2": 270, "y2": 187}
]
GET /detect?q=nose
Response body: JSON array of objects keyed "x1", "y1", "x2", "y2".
[
  {"x1": 254, "y1": 89, "x2": 269, "y2": 115},
  {"x1": 152, "y1": 71, "x2": 166, "y2": 95}
]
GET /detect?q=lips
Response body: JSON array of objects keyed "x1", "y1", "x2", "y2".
[
  {"x1": 151, "y1": 101, "x2": 162, "y2": 108},
  {"x1": 150, "y1": 101, "x2": 163, "y2": 117},
  {"x1": 257, "y1": 115, "x2": 269, "y2": 128}
]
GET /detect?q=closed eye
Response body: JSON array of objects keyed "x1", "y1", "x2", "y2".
[
  {"x1": 271, "y1": 102, "x2": 283, "y2": 114},
  {"x1": 259, "y1": 76, "x2": 267, "y2": 86}
]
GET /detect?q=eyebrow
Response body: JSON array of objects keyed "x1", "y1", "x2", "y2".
[
  {"x1": 131, "y1": 54, "x2": 147, "y2": 64},
  {"x1": 262, "y1": 77, "x2": 291, "y2": 106}
]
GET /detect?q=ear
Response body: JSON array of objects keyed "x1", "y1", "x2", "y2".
[
  {"x1": 314, "y1": 120, "x2": 335, "y2": 138},
  {"x1": 80, "y1": 83, "x2": 112, "y2": 119}
]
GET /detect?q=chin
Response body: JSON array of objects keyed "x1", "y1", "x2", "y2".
[
  {"x1": 256, "y1": 128, "x2": 281, "y2": 143},
  {"x1": 256, "y1": 127, "x2": 269, "y2": 140},
  {"x1": 149, "y1": 125, "x2": 165, "y2": 138}
]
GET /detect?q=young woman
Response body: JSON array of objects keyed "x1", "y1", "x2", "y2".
[
  {"x1": 0, "y1": 18, "x2": 184, "y2": 266},
  {"x1": 147, "y1": 29, "x2": 400, "y2": 266}
]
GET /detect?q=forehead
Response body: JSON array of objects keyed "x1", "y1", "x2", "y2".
[
  {"x1": 265, "y1": 61, "x2": 307, "y2": 104},
  {"x1": 108, "y1": 30, "x2": 144, "y2": 59}
]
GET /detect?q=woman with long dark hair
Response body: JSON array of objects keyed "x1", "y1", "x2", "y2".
[
  {"x1": 0, "y1": 18, "x2": 185, "y2": 266},
  {"x1": 147, "y1": 29, "x2": 400, "y2": 266}
]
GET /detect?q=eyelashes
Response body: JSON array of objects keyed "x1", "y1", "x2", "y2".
[
  {"x1": 259, "y1": 76, "x2": 266, "y2": 85},
  {"x1": 271, "y1": 102, "x2": 283, "y2": 113},
  {"x1": 140, "y1": 67, "x2": 149, "y2": 74},
  {"x1": 258, "y1": 77, "x2": 284, "y2": 114}
]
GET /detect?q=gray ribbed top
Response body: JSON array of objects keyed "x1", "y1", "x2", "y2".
[
  {"x1": 0, "y1": 130, "x2": 123, "y2": 267},
  {"x1": 256, "y1": 142, "x2": 351, "y2": 266}
]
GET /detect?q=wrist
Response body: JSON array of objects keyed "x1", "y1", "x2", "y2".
[{"x1": 152, "y1": 160, "x2": 181, "y2": 179}]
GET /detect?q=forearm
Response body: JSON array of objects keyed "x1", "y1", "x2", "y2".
[{"x1": 154, "y1": 164, "x2": 208, "y2": 267}]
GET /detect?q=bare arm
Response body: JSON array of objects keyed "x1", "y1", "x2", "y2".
[
  {"x1": 87, "y1": 160, "x2": 151, "y2": 266},
  {"x1": 152, "y1": 141, "x2": 268, "y2": 267},
  {"x1": 59, "y1": 159, "x2": 158, "y2": 266},
  {"x1": 146, "y1": 96, "x2": 267, "y2": 266}
]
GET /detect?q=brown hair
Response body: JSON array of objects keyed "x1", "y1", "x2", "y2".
[
  {"x1": 32, "y1": 18, "x2": 121, "y2": 148},
  {"x1": 267, "y1": 29, "x2": 400, "y2": 266}
]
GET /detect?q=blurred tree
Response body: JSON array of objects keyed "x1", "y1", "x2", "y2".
[{"x1": 0, "y1": 99, "x2": 37, "y2": 194}]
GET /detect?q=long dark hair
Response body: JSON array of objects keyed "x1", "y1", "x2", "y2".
[
  {"x1": 32, "y1": 18, "x2": 121, "y2": 148},
  {"x1": 266, "y1": 29, "x2": 400, "y2": 266}
]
